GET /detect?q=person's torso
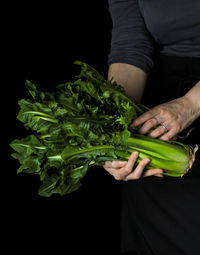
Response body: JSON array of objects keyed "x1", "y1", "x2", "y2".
[{"x1": 138, "y1": 0, "x2": 200, "y2": 57}]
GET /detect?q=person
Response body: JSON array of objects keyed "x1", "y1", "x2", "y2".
[{"x1": 103, "y1": 1, "x2": 200, "y2": 254}]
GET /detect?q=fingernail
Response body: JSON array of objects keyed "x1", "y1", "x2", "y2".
[
  {"x1": 119, "y1": 161, "x2": 126, "y2": 164},
  {"x1": 145, "y1": 158, "x2": 151, "y2": 163},
  {"x1": 133, "y1": 151, "x2": 139, "y2": 156},
  {"x1": 148, "y1": 133, "x2": 155, "y2": 138}
]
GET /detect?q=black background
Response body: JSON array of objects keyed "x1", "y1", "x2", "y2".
[{"x1": 4, "y1": 1, "x2": 121, "y2": 254}]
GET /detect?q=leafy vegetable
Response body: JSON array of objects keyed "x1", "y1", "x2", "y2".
[{"x1": 9, "y1": 60, "x2": 198, "y2": 197}]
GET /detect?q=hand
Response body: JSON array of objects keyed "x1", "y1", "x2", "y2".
[
  {"x1": 130, "y1": 96, "x2": 199, "y2": 141},
  {"x1": 103, "y1": 151, "x2": 163, "y2": 181}
]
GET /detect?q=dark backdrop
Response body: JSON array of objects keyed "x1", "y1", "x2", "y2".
[{"x1": 4, "y1": 1, "x2": 121, "y2": 254}]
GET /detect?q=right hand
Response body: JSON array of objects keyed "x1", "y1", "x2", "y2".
[{"x1": 103, "y1": 151, "x2": 164, "y2": 181}]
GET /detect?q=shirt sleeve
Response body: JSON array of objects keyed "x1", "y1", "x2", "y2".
[{"x1": 108, "y1": 0, "x2": 155, "y2": 74}]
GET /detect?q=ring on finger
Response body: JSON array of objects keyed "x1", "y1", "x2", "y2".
[
  {"x1": 160, "y1": 123, "x2": 168, "y2": 132},
  {"x1": 152, "y1": 117, "x2": 159, "y2": 125}
]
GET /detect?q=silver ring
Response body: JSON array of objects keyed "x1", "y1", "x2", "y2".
[
  {"x1": 161, "y1": 123, "x2": 168, "y2": 132},
  {"x1": 153, "y1": 117, "x2": 159, "y2": 125}
]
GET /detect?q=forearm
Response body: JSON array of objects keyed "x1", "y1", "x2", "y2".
[
  {"x1": 107, "y1": 63, "x2": 148, "y2": 103},
  {"x1": 183, "y1": 81, "x2": 200, "y2": 118}
]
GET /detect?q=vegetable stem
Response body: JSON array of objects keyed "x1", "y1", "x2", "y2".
[
  {"x1": 61, "y1": 144, "x2": 114, "y2": 159},
  {"x1": 32, "y1": 116, "x2": 58, "y2": 123},
  {"x1": 23, "y1": 111, "x2": 55, "y2": 118}
]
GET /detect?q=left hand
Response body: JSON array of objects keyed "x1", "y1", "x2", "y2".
[
  {"x1": 103, "y1": 151, "x2": 164, "y2": 180},
  {"x1": 130, "y1": 96, "x2": 199, "y2": 141}
]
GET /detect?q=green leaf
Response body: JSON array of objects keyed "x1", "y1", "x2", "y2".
[
  {"x1": 17, "y1": 99, "x2": 57, "y2": 133},
  {"x1": 9, "y1": 135, "x2": 47, "y2": 174},
  {"x1": 25, "y1": 80, "x2": 45, "y2": 101},
  {"x1": 17, "y1": 157, "x2": 41, "y2": 174},
  {"x1": 38, "y1": 172, "x2": 60, "y2": 197}
]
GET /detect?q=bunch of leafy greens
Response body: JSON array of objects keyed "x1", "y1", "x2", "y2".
[{"x1": 9, "y1": 61, "x2": 197, "y2": 197}]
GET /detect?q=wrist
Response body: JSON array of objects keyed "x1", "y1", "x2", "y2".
[{"x1": 183, "y1": 81, "x2": 200, "y2": 118}]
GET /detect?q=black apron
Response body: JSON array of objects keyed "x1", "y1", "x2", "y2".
[{"x1": 120, "y1": 54, "x2": 200, "y2": 255}]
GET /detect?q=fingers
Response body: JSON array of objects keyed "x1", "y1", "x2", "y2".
[
  {"x1": 129, "y1": 104, "x2": 179, "y2": 140},
  {"x1": 155, "y1": 173, "x2": 164, "y2": 177},
  {"x1": 159, "y1": 129, "x2": 177, "y2": 141},
  {"x1": 123, "y1": 157, "x2": 151, "y2": 181},
  {"x1": 148, "y1": 123, "x2": 169, "y2": 138},
  {"x1": 103, "y1": 160, "x2": 127, "y2": 169},
  {"x1": 103, "y1": 160, "x2": 127, "y2": 179},
  {"x1": 103, "y1": 151, "x2": 139, "y2": 180},
  {"x1": 103, "y1": 152, "x2": 164, "y2": 181},
  {"x1": 142, "y1": 169, "x2": 164, "y2": 178},
  {"x1": 137, "y1": 117, "x2": 158, "y2": 135},
  {"x1": 130, "y1": 109, "x2": 158, "y2": 128},
  {"x1": 115, "y1": 151, "x2": 139, "y2": 180},
  {"x1": 130, "y1": 113, "x2": 171, "y2": 139}
]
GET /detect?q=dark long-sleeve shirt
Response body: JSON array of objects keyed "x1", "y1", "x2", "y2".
[{"x1": 108, "y1": 0, "x2": 200, "y2": 74}]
